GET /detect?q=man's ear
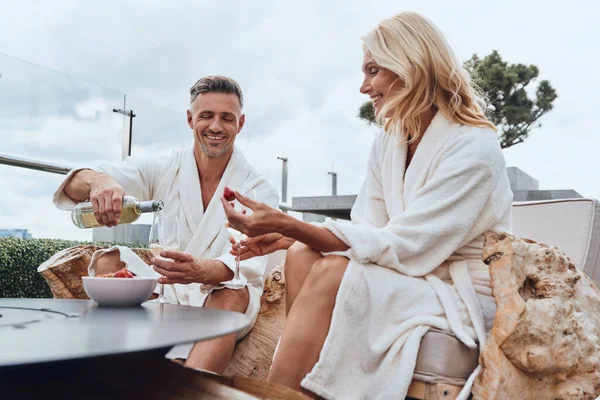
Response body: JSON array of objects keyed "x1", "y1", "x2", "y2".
[
  {"x1": 238, "y1": 114, "x2": 246, "y2": 132},
  {"x1": 187, "y1": 109, "x2": 193, "y2": 129}
]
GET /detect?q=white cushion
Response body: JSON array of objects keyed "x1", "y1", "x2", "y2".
[{"x1": 512, "y1": 198, "x2": 600, "y2": 283}]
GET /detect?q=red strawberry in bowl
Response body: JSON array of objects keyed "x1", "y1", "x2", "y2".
[
  {"x1": 97, "y1": 267, "x2": 134, "y2": 278},
  {"x1": 223, "y1": 187, "x2": 236, "y2": 202},
  {"x1": 113, "y1": 267, "x2": 135, "y2": 278}
]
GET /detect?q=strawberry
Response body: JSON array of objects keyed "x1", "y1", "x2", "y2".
[{"x1": 223, "y1": 187, "x2": 236, "y2": 202}]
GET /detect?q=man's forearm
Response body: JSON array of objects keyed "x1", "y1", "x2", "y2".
[{"x1": 63, "y1": 169, "x2": 103, "y2": 202}]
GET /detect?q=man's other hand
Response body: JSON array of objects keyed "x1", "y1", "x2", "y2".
[{"x1": 152, "y1": 251, "x2": 214, "y2": 285}]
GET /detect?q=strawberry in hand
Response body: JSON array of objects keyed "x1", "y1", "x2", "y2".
[{"x1": 223, "y1": 187, "x2": 236, "y2": 202}]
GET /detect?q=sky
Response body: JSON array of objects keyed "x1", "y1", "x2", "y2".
[{"x1": 0, "y1": 0, "x2": 598, "y2": 241}]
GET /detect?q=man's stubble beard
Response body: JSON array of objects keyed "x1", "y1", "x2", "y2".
[{"x1": 199, "y1": 140, "x2": 232, "y2": 158}]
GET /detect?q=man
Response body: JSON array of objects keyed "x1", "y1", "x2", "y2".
[{"x1": 53, "y1": 76, "x2": 279, "y2": 373}]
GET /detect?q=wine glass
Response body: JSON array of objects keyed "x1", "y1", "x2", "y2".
[
  {"x1": 221, "y1": 190, "x2": 256, "y2": 289},
  {"x1": 149, "y1": 213, "x2": 180, "y2": 303}
]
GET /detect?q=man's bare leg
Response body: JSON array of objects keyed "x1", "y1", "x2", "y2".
[
  {"x1": 184, "y1": 287, "x2": 249, "y2": 373},
  {"x1": 268, "y1": 256, "x2": 349, "y2": 396},
  {"x1": 284, "y1": 242, "x2": 323, "y2": 315}
]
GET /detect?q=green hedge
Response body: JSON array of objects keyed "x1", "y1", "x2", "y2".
[{"x1": 0, "y1": 237, "x2": 145, "y2": 299}]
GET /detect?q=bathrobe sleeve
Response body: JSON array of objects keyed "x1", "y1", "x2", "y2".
[
  {"x1": 322, "y1": 136, "x2": 500, "y2": 277},
  {"x1": 53, "y1": 155, "x2": 163, "y2": 210}
]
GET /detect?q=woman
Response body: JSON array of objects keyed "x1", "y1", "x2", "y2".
[{"x1": 221, "y1": 11, "x2": 513, "y2": 400}]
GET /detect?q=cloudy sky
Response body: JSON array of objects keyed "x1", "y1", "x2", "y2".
[{"x1": 0, "y1": 0, "x2": 598, "y2": 241}]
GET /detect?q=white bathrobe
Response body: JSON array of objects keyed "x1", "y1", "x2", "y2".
[
  {"x1": 53, "y1": 145, "x2": 279, "y2": 358},
  {"x1": 301, "y1": 113, "x2": 513, "y2": 400}
]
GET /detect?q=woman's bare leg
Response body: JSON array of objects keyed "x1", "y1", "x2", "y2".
[
  {"x1": 284, "y1": 242, "x2": 323, "y2": 315},
  {"x1": 268, "y1": 255, "x2": 349, "y2": 396}
]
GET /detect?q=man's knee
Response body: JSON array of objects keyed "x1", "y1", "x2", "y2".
[
  {"x1": 205, "y1": 287, "x2": 249, "y2": 314},
  {"x1": 94, "y1": 251, "x2": 125, "y2": 276}
]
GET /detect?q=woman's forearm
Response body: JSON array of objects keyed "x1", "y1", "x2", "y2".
[{"x1": 278, "y1": 213, "x2": 349, "y2": 253}]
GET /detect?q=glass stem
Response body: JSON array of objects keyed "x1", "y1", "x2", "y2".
[{"x1": 234, "y1": 245, "x2": 241, "y2": 281}]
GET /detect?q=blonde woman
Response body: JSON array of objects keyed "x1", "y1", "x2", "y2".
[{"x1": 222, "y1": 12, "x2": 513, "y2": 400}]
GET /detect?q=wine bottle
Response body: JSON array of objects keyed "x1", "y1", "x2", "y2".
[{"x1": 71, "y1": 196, "x2": 164, "y2": 229}]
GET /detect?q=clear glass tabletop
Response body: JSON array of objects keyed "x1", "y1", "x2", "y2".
[{"x1": 0, "y1": 298, "x2": 251, "y2": 368}]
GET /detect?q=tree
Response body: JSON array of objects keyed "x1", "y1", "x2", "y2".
[
  {"x1": 358, "y1": 50, "x2": 558, "y2": 149},
  {"x1": 358, "y1": 101, "x2": 376, "y2": 125}
]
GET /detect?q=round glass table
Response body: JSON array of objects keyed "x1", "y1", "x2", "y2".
[
  {"x1": 0, "y1": 298, "x2": 257, "y2": 399},
  {"x1": 0, "y1": 298, "x2": 251, "y2": 368}
]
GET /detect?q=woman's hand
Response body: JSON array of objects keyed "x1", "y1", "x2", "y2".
[
  {"x1": 230, "y1": 233, "x2": 296, "y2": 261},
  {"x1": 221, "y1": 189, "x2": 349, "y2": 254},
  {"x1": 221, "y1": 191, "x2": 287, "y2": 238}
]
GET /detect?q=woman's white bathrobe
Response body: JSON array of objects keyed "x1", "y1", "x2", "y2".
[
  {"x1": 53, "y1": 145, "x2": 279, "y2": 358},
  {"x1": 301, "y1": 113, "x2": 513, "y2": 400}
]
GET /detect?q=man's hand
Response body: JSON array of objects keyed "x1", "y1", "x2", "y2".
[
  {"x1": 89, "y1": 175, "x2": 126, "y2": 227},
  {"x1": 152, "y1": 251, "x2": 231, "y2": 285},
  {"x1": 230, "y1": 233, "x2": 295, "y2": 261}
]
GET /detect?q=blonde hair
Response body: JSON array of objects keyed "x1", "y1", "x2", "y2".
[{"x1": 362, "y1": 12, "x2": 495, "y2": 141}]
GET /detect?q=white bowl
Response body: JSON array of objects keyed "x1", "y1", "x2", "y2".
[{"x1": 82, "y1": 276, "x2": 158, "y2": 306}]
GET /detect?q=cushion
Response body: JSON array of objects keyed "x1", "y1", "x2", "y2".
[
  {"x1": 512, "y1": 198, "x2": 600, "y2": 284},
  {"x1": 413, "y1": 328, "x2": 480, "y2": 385}
]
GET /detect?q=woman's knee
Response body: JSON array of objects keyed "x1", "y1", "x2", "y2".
[
  {"x1": 301, "y1": 256, "x2": 348, "y2": 298},
  {"x1": 285, "y1": 242, "x2": 318, "y2": 279},
  {"x1": 285, "y1": 242, "x2": 314, "y2": 264}
]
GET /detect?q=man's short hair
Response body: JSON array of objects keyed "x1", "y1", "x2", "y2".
[{"x1": 189, "y1": 76, "x2": 244, "y2": 109}]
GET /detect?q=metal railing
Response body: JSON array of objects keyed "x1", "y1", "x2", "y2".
[
  {"x1": 0, "y1": 152, "x2": 296, "y2": 214},
  {"x1": 0, "y1": 152, "x2": 72, "y2": 175}
]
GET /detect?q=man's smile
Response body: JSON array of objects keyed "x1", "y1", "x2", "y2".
[{"x1": 203, "y1": 133, "x2": 227, "y2": 141}]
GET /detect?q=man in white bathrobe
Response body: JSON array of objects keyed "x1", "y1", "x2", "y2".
[{"x1": 53, "y1": 75, "x2": 279, "y2": 373}]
